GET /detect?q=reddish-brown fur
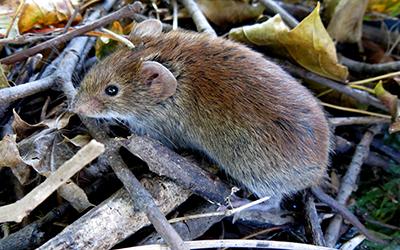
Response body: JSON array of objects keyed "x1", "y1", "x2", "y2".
[{"x1": 73, "y1": 22, "x2": 330, "y2": 199}]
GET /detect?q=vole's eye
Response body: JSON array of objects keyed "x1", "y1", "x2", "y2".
[{"x1": 105, "y1": 85, "x2": 119, "y2": 96}]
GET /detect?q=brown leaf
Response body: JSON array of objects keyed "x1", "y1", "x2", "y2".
[
  {"x1": 12, "y1": 109, "x2": 47, "y2": 139},
  {"x1": 327, "y1": 0, "x2": 368, "y2": 43},
  {"x1": 0, "y1": 134, "x2": 23, "y2": 168}
]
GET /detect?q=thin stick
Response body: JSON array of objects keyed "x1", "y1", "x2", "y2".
[
  {"x1": 178, "y1": 0, "x2": 216, "y2": 36},
  {"x1": 0, "y1": 2, "x2": 143, "y2": 64},
  {"x1": 103, "y1": 149, "x2": 189, "y2": 250},
  {"x1": 100, "y1": 27, "x2": 135, "y2": 49},
  {"x1": 168, "y1": 196, "x2": 270, "y2": 223},
  {"x1": 0, "y1": 140, "x2": 104, "y2": 223},
  {"x1": 273, "y1": 58, "x2": 388, "y2": 112},
  {"x1": 324, "y1": 125, "x2": 383, "y2": 247},
  {"x1": 329, "y1": 117, "x2": 391, "y2": 126},
  {"x1": 340, "y1": 56, "x2": 400, "y2": 75},
  {"x1": 259, "y1": 0, "x2": 299, "y2": 28},
  {"x1": 349, "y1": 71, "x2": 400, "y2": 85},
  {"x1": 116, "y1": 239, "x2": 336, "y2": 250},
  {"x1": 322, "y1": 102, "x2": 391, "y2": 119},
  {"x1": 172, "y1": 0, "x2": 179, "y2": 30},
  {"x1": 0, "y1": 75, "x2": 55, "y2": 105},
  {"x1": 305, "y1": 195, "x2": 326, "y2": 246}
]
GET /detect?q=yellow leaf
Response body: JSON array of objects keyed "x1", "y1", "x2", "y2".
[
  {"x1": 368, "y1": 0, "x2": 400, "y2": 16},
  {"x1": 229, "y1": 3, "x2": 348, "y2": 82},
  {"x1": 18, "y1": 0, "x2": 82, "y2": 33}
]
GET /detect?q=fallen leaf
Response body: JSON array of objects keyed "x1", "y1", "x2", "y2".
[
  {"x1": 0, "y1": 134, "x2": 23, "y2": 168},
  {"x1": 63, "y1": 134, "x2": 91, "y2": 147},
  {"x1": 13, "y1": 110, "x2": 74, "y2": 139},
  {"x1": 0, "y1": 64, "x2": 9, "y2": 88},
  {"x1": 12, "y1": 109, "x2": 47, "y2": 139},
  {"x1": 327, "y1": 0, "x2": 368, "y2": 43},
  {"x1": 229, "y1": 3, "x2": 348, "y2": 81},
  {"x1": 58, "y1": 180, "x2": 93, "y2": 212},
  {"x1": 18, "y1": 0, "x2": 82, "y2": 33},
  {"x1": 197, "y1": 0, "x2": 265, "y2": 27},
  {"x1": 0, "y1": 1, "x2": 20, "y2": 38},
  {"x1": 367, "y1": 0, "x2": 400, "y2": 16}
]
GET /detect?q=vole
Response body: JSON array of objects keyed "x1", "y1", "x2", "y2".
[{"x1": 72, "y1": 19, "x2": 330, "y2": 201}]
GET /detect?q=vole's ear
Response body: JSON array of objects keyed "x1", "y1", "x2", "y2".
[
  {"x1": 129, "y1": 19, "x2": 162, "y2": 39},
  {"x1": 140, "y1": 61, "x2": 177, "y2": 101}
]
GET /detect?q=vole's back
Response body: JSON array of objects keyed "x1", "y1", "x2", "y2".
[{"x1": 111, "y1": 31, "x2": 330, "y2": 197}]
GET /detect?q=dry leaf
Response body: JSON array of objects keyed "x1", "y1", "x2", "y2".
[
  {"x1": 197, "y1": 0, "x2": 265, "y2": 27},
  {"x1": 58, "y1": 181, "x2": 93, "y2": 212},
  {"x1": 0, "y1": 64, "x2": 9, "y2": 88},
  {"x1": 367, "y1": 0, "x2": 400, "y2": 16},
  {"x1": 0, "y1": 134, "x2": 23, "y2": 168},
  {"x1": 0, "y1": 1, "x2": 20, "y2": 38},
  {"x1": 18, "y1": 0, "x2": 82, "y2": 33},
  {"x1": 327, "y1": 0, "x2": 368, "y2": 43},
  {"x1": 13, "y1": 110, "x2": 74, "y2": 139},
  {"x1": 63, "y1": 134, "x2": 91, "y2": 147},
  {"x1": 12, "y1": 109, "x2": 47, "y2": 139},
  {"x1": 229, "y1": 3, "x2": 348, "y2": 81}
]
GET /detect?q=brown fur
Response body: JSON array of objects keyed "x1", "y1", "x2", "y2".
[{"x1": 73, "y1": 29, "x2": 331, "y2": 198}]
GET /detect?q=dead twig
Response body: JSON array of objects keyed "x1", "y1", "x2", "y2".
[
  {"x1": 324, "y1": 125, "x2": 384, "y2": 247},
  {"x1": 117, "y1": 239, "x2": 337, "y2": 250},
  {"x1": 0, "y1": 76, "x2": 55, "y2": 105},
  {"x1": 178, "y1": 0, "x2": 217, "y2": 36},
  {"x1": 0, "y1": 140, "x2": 104, "y2": 223},
  {"x1": 273, "y1": 58, "x2": 388, "y2": 112},
  {"x1": 340, "y1": 56, "x2": 400, "y2": 76},
  {"x1": 329, "y1": 117, "x2": 391, "y2": 126},
  {"x1": 124, "y1": 135, "x2": 232, "y2": 204},
  {"x1": 0, "y1": 2, "x2": 143, "y2": 65},
  {"x1": 102, "y1": 149, "x2": 189, "y2": 250},
  {"x1": 305, "y1": 195, "x2": 326, "y2": 246},
  {"x1": 259, "y1": 0, "x2": 299, "y2": 28}
]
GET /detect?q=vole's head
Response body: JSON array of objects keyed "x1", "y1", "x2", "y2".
[{"x1": 71, "y1": 19, "x2": 177, "y2": 119}]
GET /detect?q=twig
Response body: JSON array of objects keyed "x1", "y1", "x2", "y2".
[
  {"x1": 311, "y1": 187, "x2": 383, "y2": 244},
  {"x1": 124, "y1": 135, "x2": 232, "y2": 204},
  {"x1": 259, "y1": 0, "x2": 299, "y2": 28},
  {"x1": 172, "y1": 0, "x2": 178, "y2": 30},
  {"x1": 339, "y1": 235, "x2": 366, "y2": 250},
  {"x1": 0, "y1": 2, "x2": 143, "y2": 65},
  {"x1": 0, "y1": 140, "x2": 104, "y2": 223},
  {"x1": 102, "y1": 149, "x2": 189, "y2": 250},
  {"x1": 322, "y1": 102, "x2": 391, "y2": 119},
  {"x1": 324, "y1": 125, "x2": 383, "y2": 247},
  {"x1": 340, "y1": 56, "x2": 400, "y2": 76},
  {"x1": 0, "y1": 76, "x2": 55, "y2": 105},
  {"x1": 178, "y1": 0, "x2": 216, "y2": 36},
  {"x1": 116, "y1": 239, "x2": 336, "y2": 250},
  {"x1": 168, "y1": 196, "x2": 270, "y2": 224},
  {"x1": 273, "y1": 58, "x2": 388, "y2": 112},
  {"x1": 329, "y1": 117, "x2": 391, "y2": 126},
  {"x1": 305, "y1": 195, "x2": 326, "y2": 246},
  {"x1": 349, "y1": 71, "x2": 400, "y2": 85}
]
